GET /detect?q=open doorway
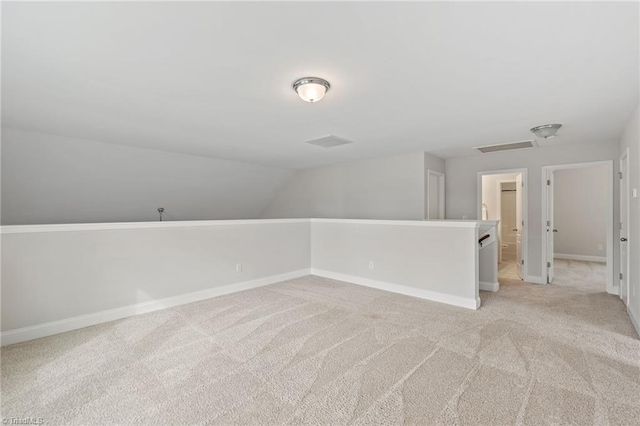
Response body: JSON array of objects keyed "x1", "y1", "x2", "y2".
[
  {"x1": 478, "y1": 169, "x2": 528, "y2": 281},
  {"x1": 542, "y1": 161, "x2": 614, "y2": 293}
]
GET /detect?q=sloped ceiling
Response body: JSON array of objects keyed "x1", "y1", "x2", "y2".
[{"x1": 2, "y1": 2, "x2": 638, "y2": 169}]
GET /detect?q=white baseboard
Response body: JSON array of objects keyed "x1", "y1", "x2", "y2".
[
  {"x1": 311, "y1": 269, "x2": 479, "y2": 310},
  {"x1": 628, "y1": 306, "x2": 640, "y2": 339},
  {"x1": 554, "y1": 253, "x2": 606, "y2": 263},
  {"x1": 1, "y1": 269, "x2": 311, "y2": 346},
  {"x1": 479, "y1": 281, "x2": 499, "y2": 292}
]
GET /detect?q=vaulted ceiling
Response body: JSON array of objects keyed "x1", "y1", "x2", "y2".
[{"x1": 2, "y1": 2, "x2": 638, "y2": 169}]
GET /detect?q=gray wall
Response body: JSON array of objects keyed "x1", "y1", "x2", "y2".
[
  {"x1": 619, "y1": 105, "x2": 640, "y2": 331},
  {"x1": 554, "y1": 165, "x2": 608, "y2": 258},
  {"x1": 446, "y1": 141, "x2": 620, "y2": 281},
  {"x1": 261, "y1": 152, "x2": 445, "y2": 220},
  {"x1": 1, "y1": 128, "x2": 294, "y2": 225}
]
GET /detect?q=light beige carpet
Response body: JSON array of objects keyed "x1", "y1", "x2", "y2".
[
  {"x1": 2, "y1": 276, "x2": 639, "y2": 425},
  {"x1": 553, "y1": 258, "x2": 607, "y2": 293}
]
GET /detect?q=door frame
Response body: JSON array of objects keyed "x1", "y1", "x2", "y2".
[
  {"x1": 477, "y1": 168, "x2": 529, "y2": 280},
  {"x1": 541, "y1": 160, "x2": 614, "y2": 293},
  {"x1": 496, "y1": 179, "x2": 518, "y2": 264},
  {"x1": 620, "y1": 148, "x2": 630, "y2": 304},
  {"x1": 426, "y1": 169, "x2": 445, "y2": 219}
]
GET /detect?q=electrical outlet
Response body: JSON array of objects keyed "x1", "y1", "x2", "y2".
[
  {"x1": 368, "y1": 261, "x2": 374, "y2": 270},
  {"x1": 236, "y1": 263, "x2": 242, "y2": 273},
  {"x1": 597, "y1": 244, "x2": 603, "y2": 251}
]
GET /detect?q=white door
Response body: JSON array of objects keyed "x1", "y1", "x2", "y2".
[
  {"x1": 515, "y1": 173, "x2": 523, "y2": 279},
  {"x1": 620, "y1": 151, "x2": 629, "y2": 305},
  {"x1": 546, "y1": 170, "x2": 555, "y2": 283}
]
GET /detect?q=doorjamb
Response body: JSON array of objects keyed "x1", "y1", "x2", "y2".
[
  {"x1": 477, "y1": 168, "x2": 529, "y2": 281},
  {"x1": 541, "y1": 161, "x2": 615, "y2": 294}
]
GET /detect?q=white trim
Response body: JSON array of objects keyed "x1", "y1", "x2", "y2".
[
  {"x1": 477, "y1": 168, "x2": 529, "y2": 280},
  {"x1": 311, "y1": 269, "x2": 480, "y2": 310},
  {"x1": 0, "y1": 269, "x2": 311, "y2": 346},
  {"x1": 541, "y1": 161, "x2": 614, "y2": 294},
  {"x1": 309, "y1": 218, "x2": 479, "y2": 228},
  {"x1": 554, "y1": 253, "x2": 606, "y2": 263},
  {"x1": 0, "y1": 219, "x2": 310, "y2": 234},
  {"x1": 628, "y1": 306, "x2": 640, "y2": 338},
  {"x1": 1, "y1": 218, "x2": 484, "y2": 234},
  {"x1": 479, "y1": 281, "x2": 499, "y2": 292}
]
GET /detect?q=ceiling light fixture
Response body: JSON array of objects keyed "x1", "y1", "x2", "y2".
[
  {"x1": 293, "y1": 77, "x2": 330, "y2": 103},
  {"x1": 530, "y1": 123, "x2": 562, "y2": 139}
]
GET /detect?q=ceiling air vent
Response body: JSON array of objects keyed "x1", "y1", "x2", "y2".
[
  {"x1": 475, "y1": 139, "x2": 537, "y2": 154},
  {"x1": 305, "y1": 135, "x2": 354, "y2": 148}
]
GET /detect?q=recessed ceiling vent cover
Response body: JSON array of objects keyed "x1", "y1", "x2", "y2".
[
  {"x1": 305, "y1": 135, "x2": 354, "y2": 148},
  {"x1": 475, "y1": 139, "x2": 536, "y2": 154}
]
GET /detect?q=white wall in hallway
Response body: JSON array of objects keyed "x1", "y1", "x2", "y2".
[
  {"x1": 1, "y1": 128, "x2": 294, "y2": 225},
  {"x1": 553, "y1": 165, "x2": 608, "y2": 259},
  {"x1": 446, "y1": 141, "x2": 620, "y2": 281}
]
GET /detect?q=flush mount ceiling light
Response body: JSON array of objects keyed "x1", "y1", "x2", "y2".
[
  {"x1": 292, "y1": 77, "x2": 330, "y2": 103},
  {"x1": 530, "y1": 123, "x2": 562, "y2": 139}
]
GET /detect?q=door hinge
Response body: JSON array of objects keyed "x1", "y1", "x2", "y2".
[
  {"x1": 547, "y1": 262, "x2": 551, "y2": 268},
  {"x1": 521, "y1": 259, "x2": 525, "y2": 265},
  {"x1": 547, "y1": 179, "x2": 551, "y2": 185},
  {"x1": 522, "y1": 220, "x2": 524, "y2": 226},
  {"x1": 620, "y1": 222, "x2": 623, "y2": 230},
  {"x1": 620, "y1": 272, "x2": 624, "y2": 280},
  {"x1": 618, "y1": 172, "x2": 623, "y2": 179}
]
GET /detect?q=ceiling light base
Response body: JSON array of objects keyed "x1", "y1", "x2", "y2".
[
  {"x1": 530, "y1": 123, "x2": 562, "y2": 139},
  {"x1": 293, "y1": 77, "x2": 330, "y2": 103}
]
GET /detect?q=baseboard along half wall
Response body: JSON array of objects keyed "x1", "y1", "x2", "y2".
[
  {"x1": 311, "y1": 269, "x2": 480, "y2": 310},
  {"x1": 1, "y1": 268, "x2": 482, "y2": 346},
  {"x1": 0, "y1": 269, "x2": 311, "y2": 346}
]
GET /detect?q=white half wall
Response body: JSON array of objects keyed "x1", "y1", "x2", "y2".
[
  {"x1": 446, "y1": 141, "x2": 620, "y2": 281},
  {"x1": 553, "y1": 165, "x2": 608, "y2": 258},
  {"x1": 261, "y1": 152, "x2": 445, "y2": 220},
  {"x1": 0, "y1": 128, "x2": 294, "y2": 225},
  {"x1": 1, "y1": 218, "x2": 486, "y2": 345},
  {"x1": 1, "y1": 220, "x2": 311, "y2": 335},
  {"x1": 310, "y1": 219, "x2": 480, "y2": 309},
  {"x1": 620, "y1": 105, "x2": 640, "y2": 335}
]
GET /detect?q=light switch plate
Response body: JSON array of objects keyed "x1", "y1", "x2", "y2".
[{"x1": 632, "y1": 188, "x2": 638, "y2": 198}]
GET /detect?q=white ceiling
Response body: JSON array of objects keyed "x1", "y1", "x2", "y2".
[{"x1": 2, "y1": 2, "x2": 638, "y2": 169}]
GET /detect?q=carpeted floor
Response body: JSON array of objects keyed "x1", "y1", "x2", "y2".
[
  {"x1": 2, "y1": 275, "x2": 639, "y2": 425},
  {"x1": 553, "y1": 258, "x2": 607, "y2": 293}
]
